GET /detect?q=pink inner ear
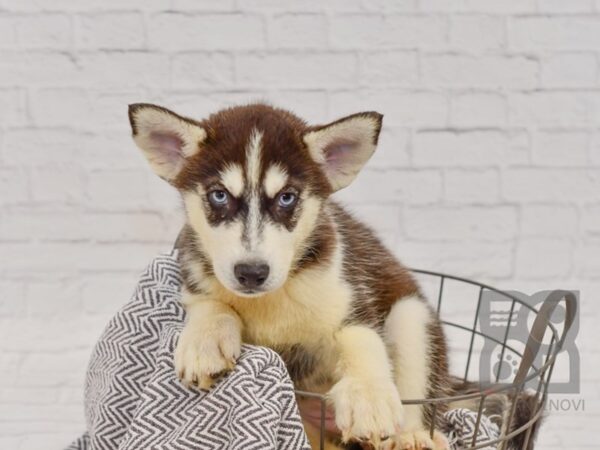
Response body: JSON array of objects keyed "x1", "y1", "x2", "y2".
[
  {"x1": 324, "y1": 140, "x2": 357, "y2": 170},
  {"x1": 149, "y1": 131, "x2": 184, "y2": 163}
]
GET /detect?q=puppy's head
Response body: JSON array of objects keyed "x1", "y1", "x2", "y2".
[{"x1": 129, "y1": 103, "x2": 382, "y2": 297}]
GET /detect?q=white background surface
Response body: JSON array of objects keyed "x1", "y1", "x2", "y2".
[{"x1": 0, "y1": 0, "x2": 598, "y2": 448}]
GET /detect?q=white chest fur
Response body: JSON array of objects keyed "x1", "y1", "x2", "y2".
[{"x1": 212, "y1": 244, "x2": 352, "y2": 349}]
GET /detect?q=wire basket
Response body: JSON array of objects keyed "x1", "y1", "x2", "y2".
[{"x1": 296, "y1": 270, "x2": 577, "y2": 450}]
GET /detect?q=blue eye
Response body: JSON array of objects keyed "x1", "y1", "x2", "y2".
[
  {"x1": 277, "y1": 192, "x2": 297, "y2": 208},
  {"x1": 209, "y1": 190, "x2": 229, "y2": 206}
]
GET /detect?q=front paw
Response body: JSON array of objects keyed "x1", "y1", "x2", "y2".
[
  {"x1": 174, "y1": 319, "x2": 241, "y2": 390},
  {"x1": 397, "y1": 430, "x2": 449, "y2": 450},
  {"x1": 329, "y1": 376, "x2": 404, "y2": 449}
]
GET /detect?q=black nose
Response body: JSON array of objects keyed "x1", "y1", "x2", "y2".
[{"x1": 234, "y1": 262, "x2": 270, "y2": 289}]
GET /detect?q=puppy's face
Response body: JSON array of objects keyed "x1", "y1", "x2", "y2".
[{"x1": 129, "y1": 103, "x2": 382, "y2": 297}]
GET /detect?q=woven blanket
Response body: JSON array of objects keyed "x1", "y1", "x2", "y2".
[
  {"x1": 67, "y1": 250, "x2": 311, "y2": 450},
  {"x1": 66, "y1": 250, "x2": 499, "y2": 450}
]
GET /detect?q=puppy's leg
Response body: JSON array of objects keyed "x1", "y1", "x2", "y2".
[
  {"x1": 174, "y1": 291, "x2": 242, "y2": 390},
  {"x1": 328, "y1": 325, "x2": 404, "y2": 449},
  {"x1": 384, "y1": 295, "x2": 449, "y2": 450}
]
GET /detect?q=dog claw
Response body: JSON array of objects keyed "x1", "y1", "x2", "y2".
[
  {"x1": 397, "y1": 430, "x2": 448, "y2": 450},
  {"x1": 209, "y1": 369, "x2": 228, "y2": 379}
]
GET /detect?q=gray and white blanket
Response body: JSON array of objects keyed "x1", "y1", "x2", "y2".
[
  {"x1": 67, "y1": 251, "x2": 500, "y2": 450},
  {"x1": 67, "y1": 250, "x2": 311, "y2": 450}
]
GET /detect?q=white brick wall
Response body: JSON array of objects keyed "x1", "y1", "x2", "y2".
[{"x1": 0, "y1": 1, "x2": 598, "y2": 448}]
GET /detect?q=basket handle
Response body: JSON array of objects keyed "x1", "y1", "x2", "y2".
[{"x1": 513, "y1": 290, "x2": 577, "y2": 386}]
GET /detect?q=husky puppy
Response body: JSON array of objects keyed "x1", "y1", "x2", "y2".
[{"x1": 128, "y1": 103, "x2": 450, "y2": 450}]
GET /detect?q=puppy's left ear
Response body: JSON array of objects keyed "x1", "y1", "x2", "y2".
[{"x1": 303, "y1": 112, "x2": 383, "y2": 192}]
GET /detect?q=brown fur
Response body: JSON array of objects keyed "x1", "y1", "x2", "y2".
[{"x1": 174, "y1": 104, "x2": 331, "y2": 198}]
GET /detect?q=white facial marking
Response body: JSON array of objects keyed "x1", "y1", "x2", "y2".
[
  {"x1": 183, "y1": 127, "x2": 326, "y2": 299},
  {"x1": 184, "y1": 190, "x2": 246, "y2": 290},
  {"x1": 245, "y1": 129, "x2": 263, "y2": 250},
  {"x1": 246, "y1": 128, "x2": 263, "y2": 190},
  {"x1": 220, "y1": 164, "x2": 244, "y2": 197},
  {"x1": 263, "y1": 164, "x2": 288, "y2": 198}
]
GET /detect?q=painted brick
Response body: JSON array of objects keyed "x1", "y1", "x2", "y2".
[
  {"x1": 0, "y1": 89, "x2": 27, "y2": 126},
  {"x1": 413, "y1": 130, "x2": 528, "y2": 167},
  {"x1": 444, "y1": 169, "x2": 501, "y2": 204},
  {"x1": 448, "y1": 16, "x2": 505, "y2": 51},
  {"x1": 31, "y1": 166, "x2": 84, "y2": 204},
  {"x1": 25, "y1": 281, "x2": 81, "y2": 317},
  {"x1": 31, "y1": 88, "x2": 141, "y2": 129},
  {"x1": 362, "y1": 0, "x2": 417, "y2": 12},
  {"x1": 509, "y1": 91, "x2": 600, "y2": 126},
  {"x1": 267, "y1": 90, "x2": 329, "y2": 123},
  {"x1": 0, "y1": 212, "x2": 88, "y2": 242},
  {"x1": 592, "y1": 132, "x2": 600, "y2": 165},
  {"x1": 575, "y1": 241, "x2": 600, "y2": 279},
  {"x1": 0, "y1": 17, "x2": 17, "y2": 48},
  {"x1": 148, "y1": 13, "x2": 265, "y2": 51},
  {"x1": 538, "y1": 0, "x2": 594, "y2": 12},
  {"x1": 0, "y1": 0, "x2": 169, "y2": 11},
  {"x1": 515, "y1": 238, "x2": 572, "y2": 278},
  {"x1": 0, "y1": 242, "x2": 162, "y2": 273},
  {"x1": 521, "y1": 204, "x2": 579, "y2": 237},
  {"x1": 0, "y1": 281, "x2": 25, "y2": 317},
  {"x1": 76, "y1": 13, "x2": 145, "y2": 49},
  {"x1": 422, "y1": 54, "x2": 538, "y2": 89},
  {"x1": 0, "y1": 168, "x2": 29, "y2": 205},
  {"x1": 367, "y1": 127, "x2": 411, "y2": 168},
  {"x1": 171, "y1": 0, "x2": 236, "y2": 10},
  {"x1": 359, "y1": 51, "x2": 419, "y2": 86},
  {"x1": 330, "y1": 90, "x2": 448, "y2": 126},
  {"x1": 0, "y1": 52, "x2": 80, "y2": 87},
  {"x1": 77, "y1": 53, "x2": 171, "y2": 88},
  {"x1": 14, "y1": 14, "x2": 71, "y2": 49},
  {"x1": 86, "y1": 169, "x2": 148, "y2": 210},
  {"x1": 330, "y1": 14, "x2": 447, "y2": 49},
  {"x1": 510, "y1": 17, "x2": 600, "y2": 50},
  {"x1": 82, "y1": 274, "x2": 137, "y2": 314},
  {"x1": 335, "y1": 169, "x2": 442, "y2": 205},
  {"x1": 582, "y1": 204, "x2": 600, "y2": 236},
  {"x1": 235, "y1": 0, "x2": 332, "y2": 12},
  {"x1": 541, "y1": 53, "x2": 598, "y2": 88},
  {"x1": 533, "y1": 131, "x2": 589, "y2": 167},
  {"x1": 404, "y1": 205, "x2": 518, "y2": 242},
  {"x1": 267, "y1": 14, "x2": 328, "y2": 49},
  {"x1": 450, "y1": 92, "x2": 507, "y2": 127},
  {"x1": 397, "y1": 241, "x2": 514, "y2": 278},
  {"x1": 236, "y1": 52, "x2": 358, "y2": 88},
  {"x1": 420, "y1": 0, "x2": 536, "y2": 13},
  {"x1": 172, "y1": 53, "x2": 235, "y2": 89},
  {"x1": 502, "y1": 168, "x2": 600, "y2": 202}
]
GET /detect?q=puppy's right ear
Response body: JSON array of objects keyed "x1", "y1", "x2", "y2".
[{"x1": 128, "y1": 103, "x2": 206, "y2": 182}]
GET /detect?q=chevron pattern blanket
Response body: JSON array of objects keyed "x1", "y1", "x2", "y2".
[
  {"x1": 67, "y1": 250, "x2": 311, "y2": 450},
  {"x1": 66, "y1": 251, "x2": 500, "y2": 450}
]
